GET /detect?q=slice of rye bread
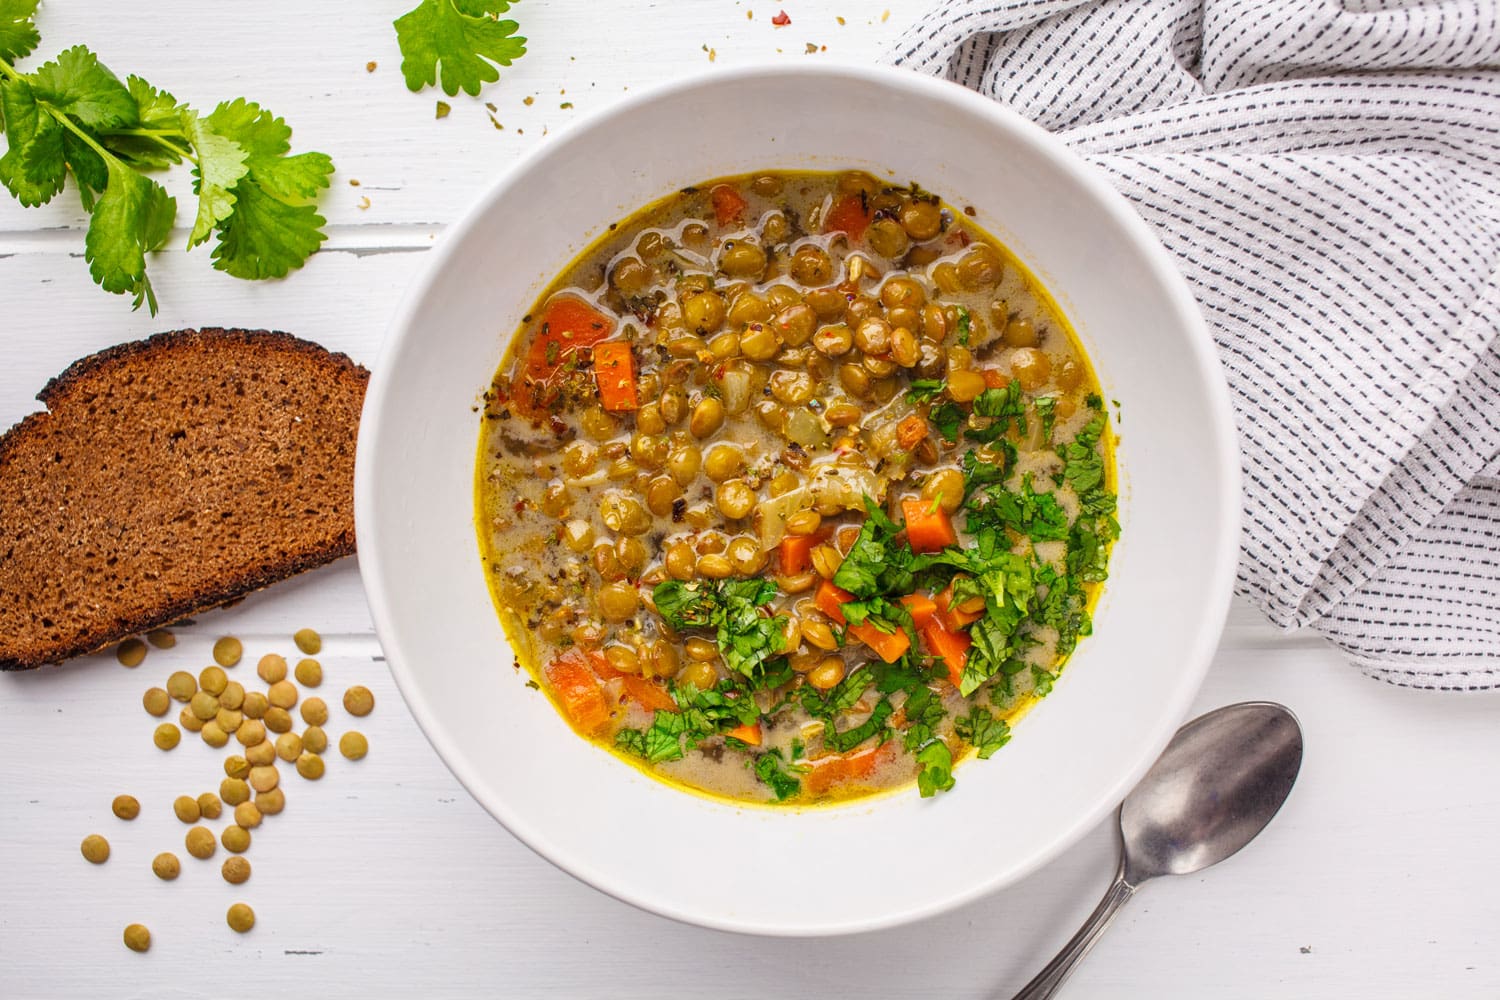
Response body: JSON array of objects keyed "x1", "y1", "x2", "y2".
[{"x1": 0, "y1": 329, "x2": 369, "y2": 670}]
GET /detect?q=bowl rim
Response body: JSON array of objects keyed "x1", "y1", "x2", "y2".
[{"x1": 355, "y1": 61, "x2": 1243, "y2": 937}]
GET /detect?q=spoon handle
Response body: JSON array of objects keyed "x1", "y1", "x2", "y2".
[{"x1": 1012, "y1": 855, "x2": 1136, "y2": 1000}]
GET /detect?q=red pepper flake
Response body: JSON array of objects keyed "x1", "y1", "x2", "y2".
[{"x1": 772, "y1": 10, "x2": 791, "y2": 26}]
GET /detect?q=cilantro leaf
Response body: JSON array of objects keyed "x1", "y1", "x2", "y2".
[
  {"x1": 955, "y1": 707, "x2": 1011, "y2": 759},
  {"x1": 394, "y1": 0, "x2": 527, "y2": 98},
  {"x1": 929, "y1": 400, "x2": 964, "y2": 443},
  {"x1": 905, "y1": 378, "x2": 945, "y2": 404},
  {"x1": 28, "y1": 45, "x2": 136, "y2": 128},
  {"x1": 823, "y1": 697, "x2": 893, "y2": 753},
  {"x1": 916, "y1": 740, "x2": 955, "y2": 797},
  {"x1": 0, "y1": 79, "x2": 64, "y2": 206},
  {"x1": 753, "y1": 750, "x2": 802, "y2": 802},
  {"x1": 0, "y1": 0, "x2": 39, "y2": 64},
  {"x1": 966, "y1": 379, "x2": 1027, "y2": 442},
  {"x1": 831, "y1": 497, "x2": 913, "y2": 598},
  {"x1": 1034, "y1": 395, "x2": 1057, "y2": 442},
  {"x1": 186, "y1": 115, "x2": 248, "y2": 247},
  {"x1": 84, "y1": 160, "x2": 175, "y2": 313},
  {"x1": 650, "y1": 578, "x2": 788, "y2": 679},
  {"x1": 968, "y1": 473, "x2": 1069, "y2": 542},
  {"x1": 955, "y1": 305, "x2": 971, "y2": 345}
]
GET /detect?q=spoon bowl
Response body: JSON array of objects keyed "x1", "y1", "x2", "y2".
[{"x1": 1015, "y1": 702, "x2": 1303, "y2": 998}]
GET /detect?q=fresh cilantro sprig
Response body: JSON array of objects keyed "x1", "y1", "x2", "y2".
[
  {"x1": 0, "y1": 6, "x2": 332, "y2": 313},
  {"x1": 651, "y1": 577, "x2": 789, "y2": 681},
  {"x1": 394, "y1": 0, "x2": 527, "y2": 98}
]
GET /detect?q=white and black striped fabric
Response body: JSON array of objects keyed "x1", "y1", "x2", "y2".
[{"x1": 891, "y1": 0, "x2": 1500, "y2": 689}]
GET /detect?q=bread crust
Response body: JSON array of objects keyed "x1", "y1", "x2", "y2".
[{"x1": 0, "y1": 329, "x2": 369, "y2": 670}]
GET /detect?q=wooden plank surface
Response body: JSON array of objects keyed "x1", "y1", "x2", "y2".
[{"x1": 3, "y1": 2, "x2": 1498, "y2": 997}]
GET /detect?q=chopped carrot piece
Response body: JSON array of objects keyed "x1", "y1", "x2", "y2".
[
  {"x1": 824, "y1": 193, "x2": 872, "y2": 240},
  {"x1": 936, "y1": 583, "x2": 985, "y2": 631},
  {"x1": 896, "y1": 414, "x2": 928, "y2": 450},
  {"x1": 898, "y1": 593, "x2": 938, "y2": 629},
  {"x1": 814, "y1": 579, "x2": 853, "y2": 625},
  {"x1": 814, "y1": 578, "x2": 910, "y2": 662},
  {"x1": 544, "y1": 652, "x2": 611, "y2": 735},
  {"x1": 981, "y1": 368, "x2": 1010, "y2": 389},
  {"x1": 902, "y1": 498, "x2": 958, "y2": 553},
  {"x1": 922, "y1": 617, "x2": 972, "y2": 688},
  {"x1": 711, "y1": 184, "x2": 748, "y2": 226},
  {"x1": 726, "y1": 722, "x2": 762, "y2": 746},
  {"x1": 805, "y1": 741, "x2": 893, "y2": 795},
  {"x1": 848, "y1": 621, "x2": 910, "y2": 663},
  {"x1": 621, "y1": 674, "x2": 677, "y2": 713},
  {"x1": 777, "y1": 525, "x2": 832, "y2": 575},
  {"x1": 587, "y1": 650, "x2": 624, "y2": 680},
  {"x1": 517, "y1": 296, "x2": 616, "y2": 415},
  {"x1": 592, "y1": 340, "x2": 638, "y2": 411}
]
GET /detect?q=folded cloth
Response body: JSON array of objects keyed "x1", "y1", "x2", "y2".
[{"x1": 890, "y1": 0, "x2": 1500, "y2": 689}]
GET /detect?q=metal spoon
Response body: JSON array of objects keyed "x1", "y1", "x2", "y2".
[{"x1": 1014, "y1": 701, "x2": 1304, "y2": 999}]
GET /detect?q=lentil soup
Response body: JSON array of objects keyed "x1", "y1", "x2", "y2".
[{"x1": 476, "y1": 170, "x2": 1117, "y2": 805}]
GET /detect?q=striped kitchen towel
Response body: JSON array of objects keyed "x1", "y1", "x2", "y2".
[{"x1": 891, "y1": 0, "x2": 1500, "y2": 689}]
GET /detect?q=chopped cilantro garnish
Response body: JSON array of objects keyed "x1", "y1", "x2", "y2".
[
  {"x1": 905, "y1": 378, "x2": 945, "y2": 404},
  {"x1": 955, "y1": 305, "x2": 972, "y2": 345},
  {"x1": 916, "y1": 741, "x2": 955, "y2": 797},
  {"x1": 753, "y1": 750, "x2": 802, "y2": 801},
  {"x1": 929, "y1": 401, "x2": 964, "y2": 443},
  {"x1": 955, "y1": 707, "x2": 1011, "y2": 758},
  {"x1": 652, "y1": 578, "x2": 788, "y2": 679},
  {"x1": 823, "y1": 697, "x2": 893, "y2": 753}
]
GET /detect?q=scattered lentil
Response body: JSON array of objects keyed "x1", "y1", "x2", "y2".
[
  {"x1": 142, "y1": 687, "x2": 170, "y2": 716},
  {"x1": 242, "y1": 691, "x2": 269, "y2": 719},
  {"x1": 215, "y1": 707, "x2": 243, "y2": 732},
  {"x1": 220, "y1": 681, "x2": 246, "y2": 711},
  {"x1": 343, "y1": 686, "x2": 375, "y2": 717},
  {"x1": 295, "y1": 752, "x2": 325, "y2": 780},
  {"x1": 233, "y1": 801, "x2": 262, "y2": 829},
  {"x1": 339, "y1": 731, "x2": 369, "y2": 761},
  {"x1": 267, "y1": 680, "x2": 298, "y2": 710},
  {"x1": 201, "y1": 721, "x2": 230, "y2": 748},
  {"x1": 294, "y1": 628, "x2": 322, "y2": 655},
  {"x1": 222, "y1": 856, "x2": 251, "y2": 885},
  {"x1": 263, "y1": 707, "x2": 293, "y2": 734},
  {"x1": 257, "y1": 654, "x2": 287, "y2": 684},
  {"x1": 123, "y1": 924, "x2": 151, "y2": 953},
  {"x1": 255, "y1": 787, "x2": 286, "y2": 815},
  {"x1": 302, "y1": 726, "x2": 329, "y2": 754},
  {"x1": 220, "y1": 778, "x2": 250, "y2": 806},
  {"x1": 185, "y1": 826, "x2": 216, "y2": 859},
  {"x1": 179, "y1": 707, "x2": 205, "y2": 733},
  {"x1": 81, "y1": 834, "x2": 110, "y2": 864},
  {"x1": 166, "y1": 671, "x2": 197, "y2": 701},
  {"x1": 190, "y1": 691, "x2": 219, "y2": 721},
  {"x1": 172, "y1": 795, "x2": 201, "y2": 824},
  {"x1": 274, "y1": 732, "x2": 303, "y2": 762},
  {"x1": 236, "y1": 719, "x2": 266, "y2": 747},
  {"x1": 146, "y1": 629, "x2": 176, "y2": 649},
  {"x1": 111, "y1": 795, "x2": 140, "y2": 820},
  {"x1": 245, "y1": 741, "x2": 277, "y2": 766},
  {"x1": 226, "y1": 903, "x2": 255, "y2": 933},
  {"x1": 224, "y1": 755, "x2": 250, "y2": 779},
  {"x1": 249, "y1": 765, "x2": 280, "y2": 793},
  {"x1": 151, "y1": 852, "x2": 180, "y2": 880},
  {"x1": 212, "y1": 636, "x2": 243, "y2": 667},
  {"x1": 301, "y1": 697, "x2": 329, "y2": 726},
  {"x1": 199, "y1": 665, "x2": 228, "y2": 695},
  {"x1": 153, "y1": 723, "x2": 181, "y2": 750},
  {"x1": 294, "y1": 658, "x2": 323, "y2": 687},
  {"x1": 116, "y1": 638, "x2": 147, "y2": 667},
  {"x1": 197, "y1": 792, "x2": 222, "y2": 819},
  {"x1": 222, "y1": 825, "x2": 251, "y2": 854}
]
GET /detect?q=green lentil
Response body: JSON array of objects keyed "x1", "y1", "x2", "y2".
[
  {"x1": 116, "y1": 639, "x2": 147, "y2": 667},
  {"x1": 294, "y1": 658, "x2": 322, "y2": 687},
  {"x1": 153, "y1": 723, "x2": 181, "y2": 750},
  {"x1": 226, "y1": 902, "x2": 255, "y2": 933},
  {"x1": 142, "y1": 687, "x2": 170, "y2": 716},
  {"x1": 80, "y1": 834, "x2": 110, "y2": 864},
  {"x1": 339, "y1": 731, "x2": 369, "y2": 761},
  {"x1": 123, "y1": 923, "x2": 151, "y2": 952},
  {"x1": 151, "y1": 852, "x2": 180, "y2": 880},
  {"x1": 293, "y1": 628, "x2": 322, "y2": 655},
  {"x1": 111, "y1": 795, "x2": 140, "y2": 820},
  {"x1": 212, "y1": 635, "x2": 243, "y2": 667}
]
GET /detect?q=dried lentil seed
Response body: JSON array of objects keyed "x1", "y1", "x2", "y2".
[
  {"x1": 179, "y1": 706, "x2": 204, "y2": 733},
  {"x1": 255, "y1": 787, "x2": 286, "y2": 815},
  {"x1": 220, "y1": 778, "x2": 250, "y2": 806},
  {"x1": 222, "y1": 856, "x2": 251, "y2": 885},
  {"x1": 233, "y1": 801, "x2": 262, "y2": 829},
  {"x1": 221, "y1": 825, "x2": 251, "y2": 853},
  {"x1": 116, "y1": 639, "x2": 147, "y2": 667},
  {"x1": 274, "y1": 732, "x2": 303, "y2": 762},
  {"x1": 294, "y1": 658, "x2": 322, "y2": 687},
  {"x1": 197, "y1": 792, "x2": 222, "y2": 819},
  {"x1": 146, "y1": 629, "x2": 175, "y2": 649},
  {"x1": 212, "y1": 635, "x2": 243, "y2": 667},
  {"x1": 223, "y1": 755, "x2": 249, "y2": 779},
  {"x1": 226, "y1": 902, "x2": 255, "y2": 933},
  {"x1": 172, "y1": 796, "x2": 201, "y2": 823},
  {"x1": 249, "y1": 765, "x2": 280, "y2": 793},
  {"x1": 202, "y1": 719, "x2": 232, "y2": 747},
  {"x1": 263, "y1": 707, "x2": 293, "y2": 734},
  {"x1": 343, "y1": 686, "x2": 375, "y2": 717},
  {"x1": 123, "y1": 923, "x2": 151, "y2": 952},
  {"x1": 80, "y1": 834, "x2": 110, "y2": 863},
  {"x1": 293, "y1": 628, "x2": 322, "y2": 655},
  {"x1": 296, "y1": 752, "x2": 325, "y2": 780},
  {"x1": 267, "y1": 680, "x2": 298, "y2": 710},
  {"x1": 339, "y1": 731, "x2": 369, "y2": 760},
  {"x1": 190, "y1": 691, "x2": 219, "y2": 721},
  {"x1": 185, "y1": 825, "x2": 216, "y2": 859},
  {"x1": 151, "y1": 852, "x2": 180, "y2": 880},
  {"x1": 235, "y1": 719, "x2": 266, "y2": 747},
  {"x1": 257, "y1": 654, "x2": 287, "y2": 684},
  {"x1": 111, "y1": 795, "x2": 140, "y2": 820},
  {"x1": 153, "y1": 723, "x2": 181, "y2": 750},
  {"x1": 242, "y1": 691, "x2": 268, "y2": 719},
  {"x1": 245, "y1": 740, "x2": 276, "y2": 766},
  {"x1": 300, "y1": 697, "x2": 329, "y2": 726},
  {"x1": 166, "y1": 671, "x2": 196, "y2": 701},
  {"x1": 302, "y1": 725, "x2": 329, "y2": 754},
  {"x1": 142, "y1": 687, "x2": 170, "y2": 716}
]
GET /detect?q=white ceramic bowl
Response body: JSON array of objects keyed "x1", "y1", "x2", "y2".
[{"x1": 356, "y1": 64, "x2": 1240, "y2": 936}]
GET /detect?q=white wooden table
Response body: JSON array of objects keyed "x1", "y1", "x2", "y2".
[{"x1": 4, "y1": 3, "x2": 1498, "y2": 996}]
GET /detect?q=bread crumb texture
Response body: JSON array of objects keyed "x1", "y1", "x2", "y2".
[{"x1": 0, "y1": 330, "x2": 368, "y2": 669}]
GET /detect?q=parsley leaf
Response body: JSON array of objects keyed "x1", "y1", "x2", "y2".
[
  {"x1": 955, "y1": 707, "x2": 1011, "y2": 758},
  {"x1": 1034, "y1": 395, "x2": 1057, "y2": 442},
  {"x1": 651, "y1": 578, "x2": 788, "y2": 679},
  {"x1": 0, "y1": 22, "x2": 332, "y2": 312},
  {"x1": 394, "y1": 0, "x2": 528, "y2": 98},
  {"x1": 832, "y1": 497, "x2": 913, "y2": 598},
  {"x1": 929, "y1": 401, "x2": 964, "y2": 443},
  {"x1": 905, "y1": 378, "x2": 945, "y2": 404},
  {"x1": 916, "y1": 741, "x2": 955, "y2": 797},
  {"x1": 823, "y1": 697, "x2": 893, "y2": 753},
  {"x1": 0, "y1": 0, "x2": 39, "y2": 64},
  {"x1": 966, "y1": 379, "x2": 1027, "y2": 442},
  {"x1": 968, "y1": 473, "x2": 1069, "y2": 542},
  {"x1": 753, "y1": 750, "x2": 802, "y2": 801}
]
